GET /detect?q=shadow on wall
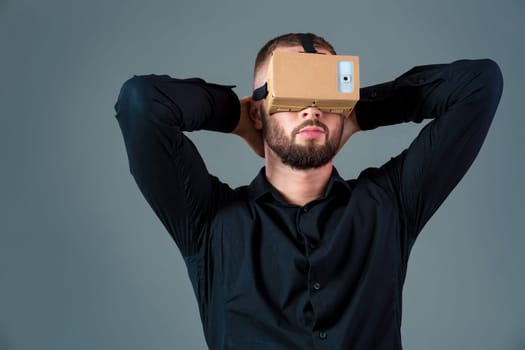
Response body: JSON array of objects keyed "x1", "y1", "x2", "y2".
[
  {"x1": 0, "y1": 0, "x2": 8, "y2": 14},
  {"x1": 518, "y1": 333, "x2": 525, "y2": 350},
  {"x1": 0, "y1": 329, "x2": 13, "y2": 350}
]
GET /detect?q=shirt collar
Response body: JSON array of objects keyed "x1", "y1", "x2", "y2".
[{"x1": 247, "y1": 166, "x2": 352, "y2": 203}]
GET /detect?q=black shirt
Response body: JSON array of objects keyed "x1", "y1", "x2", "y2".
[{"x1": 114, "y1": 59, "x2": 503, "y2": 349}]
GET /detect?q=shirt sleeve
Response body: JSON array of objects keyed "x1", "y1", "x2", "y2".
[
  {"x1": 113, "y1": 74, "x2": 240, "y2": 257},
  {"x1": 355, "y1": 59, "x2": 503, "y2": 241}
]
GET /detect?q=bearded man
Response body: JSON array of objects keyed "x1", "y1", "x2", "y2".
[{"x1": 114, "y1": 32, "x2": 503, "y2": 349}]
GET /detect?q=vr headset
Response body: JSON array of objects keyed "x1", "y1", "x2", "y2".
[{"x1": 252, "y1": 33, "x2": 360, "y2": 118}]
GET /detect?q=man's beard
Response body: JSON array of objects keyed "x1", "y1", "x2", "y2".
[{"x1": 261, "y1": 108, "x2": 343, "y2": 170}]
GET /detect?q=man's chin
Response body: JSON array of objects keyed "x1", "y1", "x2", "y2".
[
  {"x1": 283, "y1": 159, "x2": 332, "y2": 171},
  {"x1": 278, "y1": 147, "x2": 335, "y2": 170},
  {"x1": 292, "y1": 139, "x2": 328, "y2": 149}
]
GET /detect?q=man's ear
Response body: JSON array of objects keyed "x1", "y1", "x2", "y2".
[{"x1": 250, "y1": 103, "x2": 263, "y2": 130}]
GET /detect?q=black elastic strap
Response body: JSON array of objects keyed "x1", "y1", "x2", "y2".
[
  {"x1": 296, "y1": 33, "x2": 317, "y2": 53},
  {"x1": 252, "y1": 83, "x2": 268, "y2": 101}
]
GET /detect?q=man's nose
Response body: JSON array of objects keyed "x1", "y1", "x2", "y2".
[{"x1": 300, "y1": 107, "x2": 322, "y2": 119}]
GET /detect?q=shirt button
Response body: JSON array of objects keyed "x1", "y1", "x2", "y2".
[
  {"x1": 302, "y1": 206, "x2": 309, "y2": 213},
  {"x1": 313, "y1": 282, "x2": 321, "y2": 290},
  {"x1": 370, "y1": 90, "x2": 378, "y2": 98},
  {"x1": 309, "y1": 242, "x2": 317, "y2": 250},
  {"x1": 319, "y1": 331, "x2": 327, "y2": 339}
]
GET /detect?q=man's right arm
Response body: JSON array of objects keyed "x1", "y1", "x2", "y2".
[{"x1": 114, "y1": 74, "x2": 240, "y2": 257}]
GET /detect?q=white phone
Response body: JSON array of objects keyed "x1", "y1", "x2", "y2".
[{"x1": 338, "y1": 60, "x2": 354, "y2": 94}]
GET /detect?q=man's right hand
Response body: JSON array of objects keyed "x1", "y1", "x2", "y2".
[{"x1": 233, "y1": 96, "x2": 265, "y2": 157}]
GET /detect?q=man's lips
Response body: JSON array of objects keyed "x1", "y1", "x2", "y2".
[{"x1": 297, "y1": 126, "x2": 325, "y2": 137}]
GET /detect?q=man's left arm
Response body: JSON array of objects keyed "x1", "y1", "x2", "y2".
[{"x1": 354, "y1": 59, "x2": 503, "y2": 240}]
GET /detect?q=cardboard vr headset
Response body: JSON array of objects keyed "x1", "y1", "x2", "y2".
[{"x1": 252, "y1": 51, "x2": 360, "y2": 118}]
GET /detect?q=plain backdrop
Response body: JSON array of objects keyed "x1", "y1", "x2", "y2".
[{"x1": 1, "y1": 0, "x2": 524, "y2": 349}]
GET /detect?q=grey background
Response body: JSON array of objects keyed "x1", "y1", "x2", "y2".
[{"x1": 1, "y1": 0, "x2": 523, "y2": 349}]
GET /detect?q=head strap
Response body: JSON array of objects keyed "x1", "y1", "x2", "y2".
[
  {"x1": 296, "y1": 33, "x2": 318, "y2": 53},
  {"x1": 252, "y1": 84, "x2": 268, "y2": 101}
]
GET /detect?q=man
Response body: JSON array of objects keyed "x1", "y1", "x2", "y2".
[{"x1": 114, "y1": 33, "x2": 503, "y2": 349}]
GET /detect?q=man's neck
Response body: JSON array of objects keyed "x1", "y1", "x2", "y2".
[{"x1": 264, "y1": 149, "x2": 333, "y2": 206}]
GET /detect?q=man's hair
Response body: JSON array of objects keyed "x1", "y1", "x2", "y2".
[{"x1": 254, "y1": 32, "x2": 337, "y2": 76}]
